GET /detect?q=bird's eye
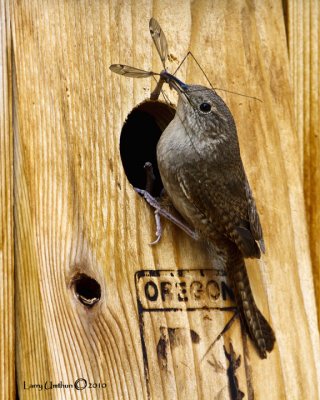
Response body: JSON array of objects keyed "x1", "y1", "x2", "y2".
[{"x1": 199, "y1": 102, "x2": 211, "y2": 113}]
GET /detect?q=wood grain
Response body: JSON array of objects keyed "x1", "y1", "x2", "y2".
[
  {"x1": 9, "y1": 0, "x2": 320, "y2": 399},
  {"x1": 286, "y1": 0, "x2": 320, "y2": 330},
  {"x1": 0, "y1": 1, "x2": 14, "y2": 399}
]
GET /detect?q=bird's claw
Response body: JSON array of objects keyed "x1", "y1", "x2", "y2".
[
  {"x1": 149, "y1": 211, "x2": 163, "y2": 245},
  {"x1": 135, "y1": 188, "x2": 163, "y2": 245}
]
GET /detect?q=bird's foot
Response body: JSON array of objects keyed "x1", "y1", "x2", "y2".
[{"x1": 135, "y1": 187, "x2": 199, "y2": 243}]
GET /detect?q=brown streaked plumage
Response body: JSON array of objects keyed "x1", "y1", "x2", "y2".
[{"x1": 157, "y1": 73, "x2": 275, "y2": 358}]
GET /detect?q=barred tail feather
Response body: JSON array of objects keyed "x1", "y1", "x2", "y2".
[{"x1": 227, "y1": 249, "x2": 275, "y2": 358}]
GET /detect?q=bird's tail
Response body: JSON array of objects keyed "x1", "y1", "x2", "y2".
[{"x1": 227, "y1": 249, "x2": 275, "y2": 358}]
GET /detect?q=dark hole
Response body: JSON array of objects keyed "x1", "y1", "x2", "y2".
[
  {"x1": 120, "y1": 100, "x2": 176, "y2": 197},
  {"x1": 72, "y1": 273, "x2": 101, "y2": 307}
]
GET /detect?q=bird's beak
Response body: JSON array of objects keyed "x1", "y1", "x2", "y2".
[{"x1": 160, "y1": 71, "x2": 189, "y2": 94}]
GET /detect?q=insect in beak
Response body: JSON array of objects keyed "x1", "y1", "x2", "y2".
[{"x1": 160, "y1": 71, "x2": 189, "y2": 93}]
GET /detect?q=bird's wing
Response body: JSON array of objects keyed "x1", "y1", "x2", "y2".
[
  {"x1": 177, "y1": 166, "x2": 263, "y2": 259},
  {"x1": 245, "y1": 180, "x2": 265, "y2": 253}
]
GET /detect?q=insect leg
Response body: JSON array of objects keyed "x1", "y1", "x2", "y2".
[
  {"x1": 150, "y1": 76, "x2": 165, "y2": 100},
  {"x1": 173, "y1": 51, "x2": 261, "y2": 102},
  {"x1": 173, "y1": 51, "x2": 214, "y2": 90}
]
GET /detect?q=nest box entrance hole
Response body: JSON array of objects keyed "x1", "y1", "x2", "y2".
[{"x1": 120, "y1": 100, "x2": 176, "y2": 197}]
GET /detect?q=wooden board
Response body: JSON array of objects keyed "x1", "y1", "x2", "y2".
[
  {"x1": 286, "y1": 0, "x2": 320, "y2": 330},
  {"x1": 0, "y1": 1, "x2": 15, "y2": 399},
  {"x1": 9, "y1": 0, "x2": 320, "y2": 399}
]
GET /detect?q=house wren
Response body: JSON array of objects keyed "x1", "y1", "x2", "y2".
[{"x1": 157, "y1": 72, "x2": 275, "y2": 358}]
